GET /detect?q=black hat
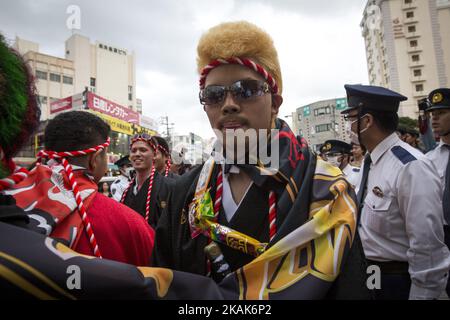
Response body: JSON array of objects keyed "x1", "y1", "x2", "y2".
[
  {"x1": 114, "y1": 155, "x2": 130, "y2": 168},
  {"x1": 426, "y1": 88, "x2": 450, "y2": 111},
  {"x1": 405, "y1": 127, "x2": 419, "y2": 137},
  {"x1": 342, "y1": 84, "x2": 407, "y2": 114},
  {"x1": 322, "y1": 140, "x2": 352, "y2": 154}
]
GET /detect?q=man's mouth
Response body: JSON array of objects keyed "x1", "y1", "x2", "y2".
[{"x1": 221, "y1": 122, "x2": 245, "y2": 131}]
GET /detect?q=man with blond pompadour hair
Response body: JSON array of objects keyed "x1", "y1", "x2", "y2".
[{"x1": 152, "y1": 21, "x2": 365, "y2": 299}]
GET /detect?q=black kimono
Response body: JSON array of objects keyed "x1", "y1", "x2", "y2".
[
  {"x1": 152, "y1": 119, "x2": 370, "y2": 299},
  {"x1": 122, "y1": 172, "x2": 172, "y2": 229}
]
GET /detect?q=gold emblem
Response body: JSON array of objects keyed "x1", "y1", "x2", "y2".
[
  {"x1": 180, "y1": 209, "x2": 187, "y2": 224},
  {"x1": 372, "y1": 186, "x2": 384, "y2": 198},
  {"x1": 323, "y1": 143, "x2": 332, "y2": 151},
  {"x1": 432, "y1": 92, "x2": 443, "y2": 104},
  {"x1": 160, "y1": 201, "x2": 166, "y2": 209}
]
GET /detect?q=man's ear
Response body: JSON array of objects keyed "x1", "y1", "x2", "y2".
[
  {"x1": 365, "y1": 113, "x2": 375, "y2": 129},
  {"x1": 88, "y1": 149, "x2": 102, "y2": 171},
  {"x1": 272, "y1": 94, "x2": 283, "y2": 116}
]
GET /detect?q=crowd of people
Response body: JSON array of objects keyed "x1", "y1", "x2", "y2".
[{"x1": 0, "y1": 20, "x2": 449, "y2": 300}]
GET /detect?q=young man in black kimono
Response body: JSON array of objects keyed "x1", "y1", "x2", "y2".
[
  {"x1": 152, "y1": 21, "x2": 361, "y2": 299},
  {"x1": 120, "y1": 134, "x2": 171, "y2": 229}
]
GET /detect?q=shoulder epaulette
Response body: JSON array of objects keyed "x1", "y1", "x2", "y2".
[{"x1": 391, "y1": 146, "x2": 417, "y2": 165}]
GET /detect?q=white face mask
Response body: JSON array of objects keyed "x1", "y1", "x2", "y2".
[
  {"x1": 327, "y1": 155, "x2": 341, "y2": 168},
  {"x1": 345, "y1": 115, "x2": 369, "y2": 144}
]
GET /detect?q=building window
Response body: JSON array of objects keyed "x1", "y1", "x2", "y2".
[
  {"x1": 315, "y1": 123, "x2": 332, "y2": 133},
  {"x1": 314, "y1": 106, "x2": 331, "y2": 116},
  {"x1": 405, "y1": 0, "x2": 412, "y2": 4},
  {"x1": 298, "y1": 114, "x2": 302, "y2": 121},
  {"x1": 408, "y1": 25, "x2": 416, "y2": 33},
  {"x1": 63, "y1": 76, "x2": 73, "y2": 85},
  {"x1": 114, "y1": 48, "x2": 117, "y2": 53},
  {"x1": 413, "y1": 69, "x2": 422, "y2": 77},
  {"x1": 128, "y1": 85, "x2": 133, "y2": 93},
  {"x1": 36, "y1": 70, "x2": 48, "y2": 80},
  {"x1": 49, "y1": 73, "x2": 61, "y2": 82},
  {"x1": 90, "y1": 77, "x2": 96, "y2": 87},
  {"x1": 406, "y1": 11, "x2": 414, "y2": 18},
  {"x1": 412, "y1": 54, "x2": 420, "y2": 62},
  {"x1": 416, "y1": 84, "x2": 424, "y2": 92},
  {"x1": 109, "y1": 47, "x2": 112, "y2": 51},
  {"x1": 410, "y1": 40, "x2": 418, "y2": 47},
  {"x1": 99, "y1": 44, "x2": 103, "y2": 49},
  {"x1": 128, "y1": 93, "x2": 133, "y2": 101}
]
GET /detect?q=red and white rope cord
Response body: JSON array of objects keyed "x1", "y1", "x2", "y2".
[
  {"x1": 213, "y1": 168, "x2": 223, "y2": 219},
  {"x1": 36, "y1": 137, "x2": 110, "y2": 258},
  {"x1": 213, "y1": 167, "x2": 277, "y2": 241},
  {"x1": 268, "y1": 191, "x2": 277, "y2": 242},
  {"x1": 164, "y1": 159, "x2": 171, "y2": 177},
  {"x1": 199, "y1": 57, "x2": 279, "y2": 94},
  {"x1": 145, "y1": 165, "x2": 156, "y2": 222},
  {"x1": 120, "y1": 176, "x2": 135, "y2": 203},
  {"x1": 205, "y1": 167, "x2": 277, "y2": 275},
  {"x1": 0, "y1": 160, "x2": 29, "y2": 192}
]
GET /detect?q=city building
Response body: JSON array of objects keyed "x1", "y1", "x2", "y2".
[
  {"x1": 65, "y1": 34, "x2": 136, "y2": 112},
  {"x1": 13, "y1": 33, "x2": 137, "y2": 120},
  {"x1": 136, "y1": 98, "x2": 143, "y2": 114},
  {"x1": 292, "y1": 98, "x2": 350, "y2": 152},
  {"x1": 14, "y1": 37, "x2": 76, "y2": 120},
  {"x1": 361, "y1": 0, "x2": 450, "y2": 118}
]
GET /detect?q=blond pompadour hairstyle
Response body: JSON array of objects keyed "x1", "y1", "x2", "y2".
[{"x1": 196, "y1": 21, "x2": 283, "y2": 94}]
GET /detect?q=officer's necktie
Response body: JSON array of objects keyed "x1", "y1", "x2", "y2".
[
  {"x1": 443, "y1": 145, "x2": 450, "y2": 225},
  {"x1": 356, "y1": 154, "x2": 372, "y2": 219}
]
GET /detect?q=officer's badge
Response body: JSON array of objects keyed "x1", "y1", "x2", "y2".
[
  {"x1": 323, "y1": 143, "x2": 331, "y2": 152},
  {"x1": 372, "y1": 186, "x2": 384, "y2": 198},
  {"x1": 432, "y1": 92, "x2": 443, "y2": 104},
  {"x1": 160, "y1": 201, "x2": 166, "y2": 209}
]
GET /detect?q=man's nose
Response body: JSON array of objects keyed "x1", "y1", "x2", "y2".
[{"x1": 221, "y1": 91, "x2": 241, "y2": 115}]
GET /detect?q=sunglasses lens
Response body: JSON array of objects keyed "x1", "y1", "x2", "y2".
[
  {"x1": 200, "y1": 86, "x2": 225, "y2": 105},
  {"x1": 236, "y1": 80, "x2": 267, "y2": 99}
]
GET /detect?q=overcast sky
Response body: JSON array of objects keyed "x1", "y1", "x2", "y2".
[{"x1": 0, "y1": 0, "x2": 369, "y2": 139}]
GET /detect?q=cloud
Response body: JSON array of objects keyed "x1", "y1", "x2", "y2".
[{"x1": 0, "y1": 0, "x2": 369, "y2": 139}]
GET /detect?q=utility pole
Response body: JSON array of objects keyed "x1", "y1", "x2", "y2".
[{"x1": 160, "y1": 115, "x2": 174, "y2": 149}]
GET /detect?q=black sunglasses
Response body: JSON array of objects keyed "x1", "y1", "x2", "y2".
[
  {"x1": 199, "y1": 79, "x2": 270, "y2": 106},
  {"x1": 132, "y1": 133, "x2": 153, "y2": 140}
]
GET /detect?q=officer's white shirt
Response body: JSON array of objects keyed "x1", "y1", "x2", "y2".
[
  {"x1": 342, "y1": 163, "x2": 362, "y2": 193},
  {"x1": 110, "y1": 175, "x2": 130, "y2": 202},
  {"x1": 426, "y1": 141, "x2": 450, "y2": 225},
  {"x1": 359, "y1": 133, "x2": 450, "y2": 300}
]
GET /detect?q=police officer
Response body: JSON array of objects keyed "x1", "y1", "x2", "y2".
[
  {"x1": 425, "y1": 88, "x2": 450, "y2": 297},
  {"x1": 342, "y1": 84, "x2": 450, "y2": 300},
  {"x1": 110, "y1": 155, "x2": 133, "y2": 202},
  {"x1": 322, "y1": 139, "x2": 362, "y2": 191}
]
